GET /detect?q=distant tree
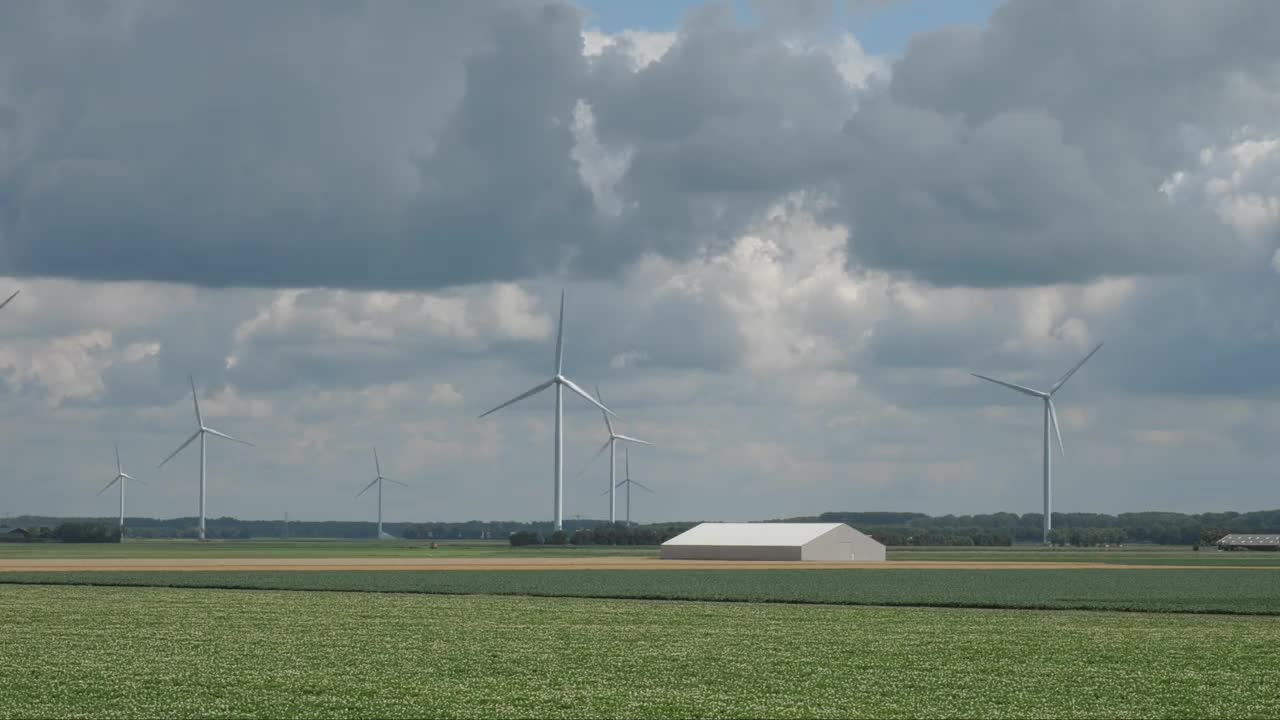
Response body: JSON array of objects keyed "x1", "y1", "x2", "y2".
[
  {"x1": 54, "y1": 522, "x2": 120, "y2": 543},
  {"x1": 509, "y1": 531, "x2": 543, "y2": 547},
  {"x1": 547, "y1": 530, "x2": 569, "y2": 546},
  {"x1": 1200, "y1": 528, "x2": 1227, "y2": 545}
]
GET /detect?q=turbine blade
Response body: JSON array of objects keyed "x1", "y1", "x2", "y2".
[
  {"x1": 1050, "y1": 342, "x2": 1104, "y2": 394},
  {"x1": 971, "y1": 373, "x2": 1046, "y2": 398},
  {"x1": 189, "y1": 376, "x2": 202, "y2": 427},
  {"x1": 158, "y1": 431, "x2": 201, "y2": 468},
  {"x1": 205, "y1": 427, "x2": 254, "y2": 447},
  {"x1": 616, "y1": 480, "x2": 627, "y2": 488},
  {"x1": 596, "y1": 385, "x2": 615, "y2": 436},
  {"x1": 631, "y1": 480, "x2": 656, "y2": 494},
  {"x1": 614, "y1": 434, "x2": 652, "y2": 446},
  {"x1": 356, "y1": 477, "x2": 379, "y2": 497},
  {"x1": 554, "y1": 289, "x2": 565, "y2": 375},
  {"x1": 115, "y1": 445, "x2": 122, "y2": 475},
  {"x1": 97, "y1": 476, "x2": 121, "y2": 496},
  {"x1": 0, "y1": 289, "x2": 19, "y2": 311},
  {"x1": 385, "y1": 478, "x2": 409, "y2": 488},
  {"x1": 600, "y1": 487, "x2": 612, "y2": 495},
  {"x1": 478, "y1": 379, "x2": 554, "y2": 419},
  {"x1": 374, "y1": 448, "x2": 382, "y2": 478},
  {"x1": 573, "y1": 438, "x2": 612, "y2": 481},
  {"x1": 1048, "y1": 399, "x2": 1065, "y2": 456},
  {"x1": 561, "y1": 376, "x2": 617, "y2": 417}
]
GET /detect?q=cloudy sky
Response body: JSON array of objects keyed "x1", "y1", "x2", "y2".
[{"x1": 2, "y1": 0, "x2": 1279, "y2": 525}]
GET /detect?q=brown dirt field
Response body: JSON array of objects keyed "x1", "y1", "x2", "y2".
[{"x1": 1, "y1": 557, "x2": 1273, "y2": 572}]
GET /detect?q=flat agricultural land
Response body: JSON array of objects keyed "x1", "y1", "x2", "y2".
[
  {"x1": 3, "y1": 566, "x2": 1279, "y2": 614},
  {"x1": 2, "y1": 538, "x2": 1278, "y2": 566},
  {"x1": 5, "y1": 542, "x2": 1279, "y2": 718},
  {"x1": 2, "y1": 584, "x2": 1277, "y2": 719}
]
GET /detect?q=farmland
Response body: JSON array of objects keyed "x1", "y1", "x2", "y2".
[
  {"x1": 3, "y1": 566, "x2": 1280, "y2": 614},
  {"x1": 2, "y1": 584, "x2": 1276, "y2": 719},
  {"x1": 3, "y1": 538, "x2": 1279, "y2": 566},
  {"x1": 4, "y1": 542, "x2": 1279, "y2": 717}
]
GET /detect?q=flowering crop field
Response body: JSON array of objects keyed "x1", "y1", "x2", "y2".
[
  {"x1": 1, "y1": 584, "x2": 1277, "y2": 719},
  {"x1": 3, "y1": 567, "x2": 1279, "y2": 614}
]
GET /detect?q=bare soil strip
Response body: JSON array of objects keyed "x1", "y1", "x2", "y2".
[{"x1": 1, "y1": 557, "x2": 1275, "y2": 572}]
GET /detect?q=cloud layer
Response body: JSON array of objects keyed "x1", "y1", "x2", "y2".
[{"x1": 1, "y1": 1, "x2": 1279, "y2": 523}]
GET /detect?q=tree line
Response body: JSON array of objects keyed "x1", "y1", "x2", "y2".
[
  {"x1": 0, "y1": 522, "x2": 121, "y2": 543},
  {"x1": 3, "y1": 508, "x2": 1277, "y2": 546},
  {"x1": 795, "y1": 510, "x2": 1280, "y2": 547}
]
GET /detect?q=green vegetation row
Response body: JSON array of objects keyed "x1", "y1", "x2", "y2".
[
  {"x1": 7, "y1": 507, "x2": 1278, "y2": 546},
  {"x1": 5, "y1": 567, "x2": 1280, "y2": 615},
  {"x1": 4, "y1": 585, "x2": 1278, "y2": 719}
]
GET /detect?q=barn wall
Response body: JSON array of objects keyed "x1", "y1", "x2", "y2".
[
  {"x1": 801, "y1": 527, "x2": 855, "y2": 561},
  {"x1": 660, "y1": 544, "x2": 802, "y2": 561},
  {"x1": 850, "y1": 532, "x2": 887, "y2": 562}
]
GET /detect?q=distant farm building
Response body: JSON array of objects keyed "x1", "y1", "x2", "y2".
[
  {"x1": 661, "y1": 522, "x2": 886, "y2": 562},
  {"x1": 1216, "y1": 534, "x2": 1280, "y2": 551}
]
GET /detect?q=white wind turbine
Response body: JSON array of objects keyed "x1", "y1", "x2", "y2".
[
  {"x1": 479, "y1": 290, "x2": 614, "y2": 531},
  {"x1": 97, "y1": 445, "x2": 143, "y2": 536},
  {"x1": 972, "y1": 342, "x2": 1103, "y2": 545},
  {"x1": 577, "y1": 385, "x2": 650, "y2": 524},
  {"x1": 357, "y1": 448, "x2": 407, "y2": 540},
  {"x1": 605, "y1": 447, "x2": 654, "y2": 527},
  {"x1": 158, "y1": 377, "x2": 254, "y2": 541}
]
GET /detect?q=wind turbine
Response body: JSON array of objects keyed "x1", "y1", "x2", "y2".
[
  {"x1": 972, "y1": 342, "x2": 1103, "y2": 545},
  {"x1": 478, "y1": 290, "x2": 614, "y2": 531},
  {"x1": 357, "y1": 448, "x2": 407, "y2": 540},
  {"x1": 0, "y1": 290, "x2": 19, "y2": 311},
  {"x1": 577, "y1": 385, "x2": 650, "y2": 523},
  {"x1": 158, "y1": 377, "x2": 254, "y2": 541},
  {"x1": 606, "y1": 447, "x2": 654, "y2": 527},
  {"x1": 97, "y1": 445, "x2": 143, "y2": 537}
]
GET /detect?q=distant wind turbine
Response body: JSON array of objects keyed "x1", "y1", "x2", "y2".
[
  {"x1": 605, "y1": 447, "x2": 654, "y2": 527},
  {"x1": 479, "y1": 290, "x2": 614, "y2": 531},
  {"x1": 357, "y1": 448, "x2": 407, "y2": 540},
  {"x1": 158, "y1": 377, "x2": 254, "y2": 541},
  {"x1": 972, "y1": 342, "x2": 1103, "y2": 545},
  {"x1": 97, "y1": 445, "x2": 143, "y2": 536},
  {"x1": 576, "y1": 385, "x2": 651, "y2": 524}
]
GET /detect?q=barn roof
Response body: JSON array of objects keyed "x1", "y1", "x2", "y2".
[
  {"x1": 662, "y1": 522, "x2": 846, "y2": 547},
  {"x1": 1217, "y1": 534, "x2": 1280, "y2": 546}
]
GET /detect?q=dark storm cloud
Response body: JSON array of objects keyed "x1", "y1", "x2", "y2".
[{"x1": 0, "y1": 0, "x2": 597, "y2": 289}]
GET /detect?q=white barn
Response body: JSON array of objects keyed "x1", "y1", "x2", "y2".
[{"x1": 661, "y1": 522, "x2": 886, "y2": 562}]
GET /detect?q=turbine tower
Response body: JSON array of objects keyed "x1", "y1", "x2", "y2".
[
  {"x1": 577, "y1": 385, "x2": 650, "y2": 523},
  {"x1": 357, "y1": 448, "x2": 407, "y2": 540},
  {"x1": 479, "y1": 290, "x2": 614, "y2": 531},
  {"x1": 97, "y1": 445, "x2": 142, "y2": 536},
  {"x1": 608, "y1": 447, "x2": 654, "y2": 527},
  {"x1": 972, "y1": 342, "x2": 1103, "y2": 545},
  {"x1": 158, "y1": 377, "x2": 254, "y2": 541}
]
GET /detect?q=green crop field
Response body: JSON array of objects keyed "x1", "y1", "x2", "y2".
[
  {"x1": 4, "y1": 567, "x2": 1279, "y2": 614},
  {"x1": 4, "y1": 539, "x2": 1279, "y2": 565},
  {"x1": 1, "y1": 584, "x2": 1276, "y2": 719}
]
